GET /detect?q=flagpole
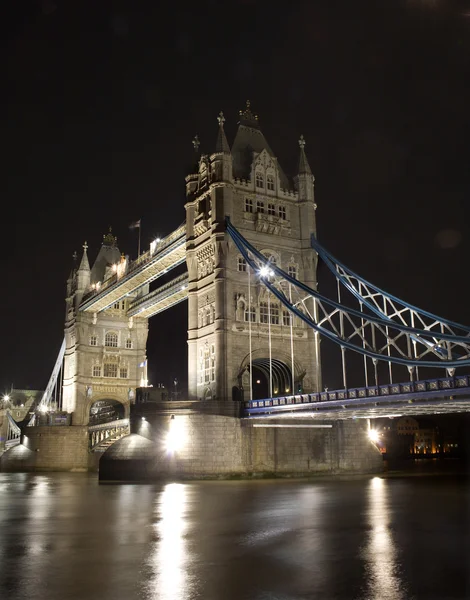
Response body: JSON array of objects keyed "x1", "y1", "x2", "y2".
[{"x1": 138, "y1": 220, "x2": 141, "y2": 257}]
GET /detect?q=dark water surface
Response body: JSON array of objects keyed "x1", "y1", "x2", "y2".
[{"x1": 0, "y1": 472, "x2": 469, "y2": 600}]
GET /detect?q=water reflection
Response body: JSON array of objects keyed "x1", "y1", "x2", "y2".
[
  {"x1": 363, "y1": 477, "x2": 408, "y2": 600},
  {"x1": 147, "y1": 483, "x2": 189, "y2": 600}
]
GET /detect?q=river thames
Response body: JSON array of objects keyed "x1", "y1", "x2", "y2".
[{"x1": 0, "y1": 472, "x2": 468, "y2": 600}]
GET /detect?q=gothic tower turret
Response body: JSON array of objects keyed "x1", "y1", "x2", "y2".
[{"x1": 186, "y1": 102, "x2": 321, "y2": 401}]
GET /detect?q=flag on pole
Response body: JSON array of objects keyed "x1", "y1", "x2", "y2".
[
  {"x1": 138, "y1": 360, "x2": 147, "y2": 368},
  {"x1": 129, "y1": 219, "x2": 141, "y2": 229}
]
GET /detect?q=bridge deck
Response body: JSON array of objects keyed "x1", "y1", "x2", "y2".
[{"x1": 245, "y1": 375, "x2": 470, "y2": 419}]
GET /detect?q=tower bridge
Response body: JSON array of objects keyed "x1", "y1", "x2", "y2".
[{"x1": 2, "y1": 101, "x2": 470, "y2": 478}]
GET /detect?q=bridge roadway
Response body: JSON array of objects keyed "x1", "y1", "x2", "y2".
[
  {"x1": 244, "y1": 374, "x2": 470, "y2": 420},
  {"x1": 80, "y1": 224, "x2": 186, "y2": 313}
]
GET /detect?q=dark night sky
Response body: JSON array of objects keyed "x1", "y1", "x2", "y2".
[{"x1": 2, "y1": 0, "x2": 470, "y2": 394}]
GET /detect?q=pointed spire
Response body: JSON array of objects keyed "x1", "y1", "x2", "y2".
[
  {"x1": 78, "y1": 241, "x2": 90, "y2": 271},
  {"x1": 298, "y1": 135, "x2": 312, "y2": 175},
  {"x1": 192, "y1": 134, "x2": 200, "y2": 153},
  {"x1": 215, "y1": 111, "x2": 230, "y2": 153}
]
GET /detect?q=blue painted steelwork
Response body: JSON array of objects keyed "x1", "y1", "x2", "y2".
[
  {"x1": 226, "y1": 219, "x2": 470, "y2": 368},
  {"x1": 244, "y1": 375, "x2": 470, "y2": 416},
  {"x1": 310, "y1": 234, "x2": 470, "y2": 333}
]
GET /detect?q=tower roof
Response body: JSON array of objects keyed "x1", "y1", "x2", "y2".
[
  {"x1": 231, "y1": 101, "x2": 291, "y2": 190},
  {"x1": 215, "y1": 112, "x2": 231, "y2": 153},
  {"x1": 298, "y1": 135, "x2": 312, "y2": 175},
  {"x1": 90, "y1": 227, "x2": 121, "y2": 284}
]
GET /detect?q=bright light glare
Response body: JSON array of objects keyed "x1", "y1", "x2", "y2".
[
  {"x1": 259, "y1": 265, "x2": 271, "y2": 277},
  {"x1": 368, "y1": 429, "x2": 380, "y2": 443},
  {"x1": 156, "y1": 238, "x2": 161, "y2": 243},
  {"x1": 38, "y1": 404, "x2": 48, "y2": 413},
  {"x1": 3, "y1": 394, "x2": 10, "y2": 402},
  {"x1": 164, "y1": 418, "x2": 186, "y2": 453}
]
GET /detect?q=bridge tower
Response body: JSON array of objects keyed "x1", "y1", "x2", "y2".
[
  {"x1": 62, "y1": 230, "x2": 149, "y2": 425},
  {"x1": 186, "y1": 102, "x2": 321, "y2": 402}
]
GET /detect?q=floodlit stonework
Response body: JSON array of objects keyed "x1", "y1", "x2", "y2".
[
  {"x1": 186, "y1": 103, "x2": 321, "y2": 402},
  {"x1": 62, "y1": 232, "x2": 149, "y2": 425}
]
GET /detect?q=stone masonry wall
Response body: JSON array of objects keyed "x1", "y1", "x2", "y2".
[{"x1": 0, "y1": 426, "x2": 89, "y2": 472}]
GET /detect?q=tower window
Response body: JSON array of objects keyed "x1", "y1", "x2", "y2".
[
  {"x1": 279, "y1": 206, "x2": 286, "y2": 220},
  {"x1": 267, "y1": 175, "x2": 275, "y2": 191},
  {"x1": 238, "y1": 257, "x2": 247, "y2": 272},
  {"x1": 256, "y1": 201, "x2": 264, "y2": 214},
  {"x1": 245, "y1": 198, "x2": 253, "y2": 213},
  {"x1": 260, "y1": 302, "x2": 269, "y2": 324},
  {"x1": 125, "y1": 338, "x2": 132, "y2": 349},
  {"x1": 244, "y1": 306, "x2": 256, "y2": 322},
  {"x1": 92, "y1": 365, "x2": 101, "y2": 377},
  {"x1": 256, "y1": 172, "x2": 264, "y2": 188},
  {"x1": 105, "y1": 332, "x2": 118, "y2": 347},
  {"x1": 120, "y1": 367, "x2": 128, "y2": 378},
  {"x1": 90, "y1": 335, "x2": 97, "y2": 347},
  {"x1": 268, "y1": 204, "x2": 275, "y2": 216},
  {"x1": 270, "y1": 304, "x2": 280, "y2": 325},
  {"x1": 288, "y1": 265, "x2": 297, "y2": 279},
  {"x1": 104, "y1": 364, "x2": 118, "y2": 378},
  {"x1": 283, "y1": 310, "x2": 292, "y2": 327}
]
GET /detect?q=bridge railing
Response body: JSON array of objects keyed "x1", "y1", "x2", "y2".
[
  {"x1": 5, "y1": 412, "x2": 21, "y2": 449},
  {"x1": 88, "y1": 418, "x2": 129, "y2": 451},
  {"x1": 244, "y1": 374, "x2": 470, "y2": 412}
]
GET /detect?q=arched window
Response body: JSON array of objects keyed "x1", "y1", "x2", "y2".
[
  {"x1": 256, "y1": 201, "x2": 264, "y2": 214},
  {"x1": 268, "y1": 203, "x2": 276, "y2": 216},
  {"x1": 255, "y1": 172, "x2": 264, "y2": 188},
  {"x1": 288, "y1": 265, "x2": 297, "y2": 279},
  {"x1": 267, "y1": 175, "x2": 275, "y2": 191},
  {"x1": 90, "y1": 335, "x2": 97, "y2": 347},
  {"x1": 92, "y1": 365, "x2": 101, "y2": 377},
  {"x1": 105, "y1": 332, "x2": 118, "y2": 348},
  {"x1": 120, "y1": 366, "x2": 128, "y2": 378},
  {"x1": 125, "y1": 338, "x2": 132, "y2": 349},
  {"x1": 279, "y1": 206, "x2": 286, "y2": 220}
]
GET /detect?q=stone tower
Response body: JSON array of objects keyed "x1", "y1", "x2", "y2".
[
  {"x1": 62, "y1": 230, "x2": 149, "y2": 425},
  {"x1": 186, "y1": 102, "x2": 320, "y2": 402}
]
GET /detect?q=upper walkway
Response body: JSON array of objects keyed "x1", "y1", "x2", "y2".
[{"x1": 80, "y1": 224, "x2": 186, "y2": 313}]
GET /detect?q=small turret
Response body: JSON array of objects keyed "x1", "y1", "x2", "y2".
[
  {"x1": 294, "y1": 135, "x2": 315, "y2": 202},
  {"x1": 211, "y1": 111, "x2": 232, "y2": 183},
  {"x1": 185, "y1": 135, "x2": 200, "y2": 197},
  {"x1": 74, "y1": 241, "x2": 91, "y2": 307}
]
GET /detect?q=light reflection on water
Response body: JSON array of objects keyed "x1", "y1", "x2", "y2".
[
  {"x1": 362, "y1": 477, "x2": 409, "y2": 600},
  {"x1": 146, "y1": 483, "x2": 189, "y2": 600},
  {"x1": 0, "y1": 473, "x2": 467, "y2": 600}
]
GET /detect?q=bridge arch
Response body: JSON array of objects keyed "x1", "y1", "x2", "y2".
[{"x1": 237, "y1": 349, "x2": 306, "y2": 400}]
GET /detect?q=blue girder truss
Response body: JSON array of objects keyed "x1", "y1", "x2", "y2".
[{"x1": 226, "y1": 218, "x2": 470, "y2": 369}]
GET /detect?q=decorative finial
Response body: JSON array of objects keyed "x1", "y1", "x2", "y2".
[
  {"x1": 83, "y1": 241, "x2": 88, "y2": 252},
  {"x1": 103, "y1": 227, "x2": 117, "y2": 247},
  {"x1": 72, "y1": 251, "x2": 78, "y2": 262},
  {"x1": 299, "y1": 135, "x2": 306, "y2": 149},
  {"x1": 239, "y1": 100, "x2": 259, "y2": 124},
  {"x1": 217, "y1": 111, "x2": 225, "y2": 126},
  {"x1": 192, "y1": 134, "x2": 200, "y2": 152}
]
